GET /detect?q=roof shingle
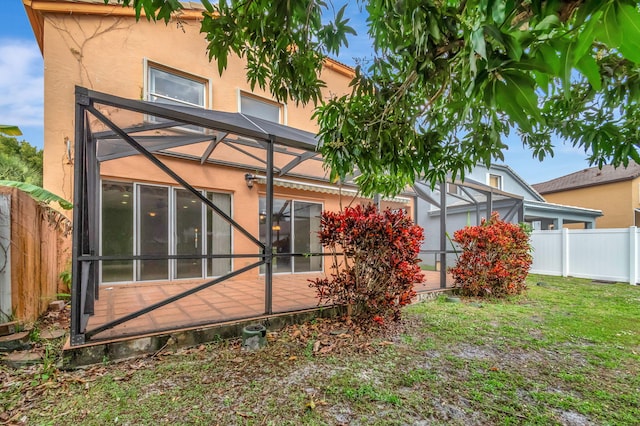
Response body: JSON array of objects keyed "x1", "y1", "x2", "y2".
[{"x1": 532, "y1": 162, "x2": 640, "y2": 194}]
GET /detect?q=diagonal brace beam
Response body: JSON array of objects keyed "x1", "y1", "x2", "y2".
[
  {"x1": 413, "y1": 181, "x2": 440, "y2": 208},
  {"x1": 279, "y1": 151, "x2": 319, "y2": 176},
  {"x1": 200, "y1": 132, "x2": 229, "y2": 164},
  {"x1": 85, "y1": 260, "x2": 265, "y2": 339}
]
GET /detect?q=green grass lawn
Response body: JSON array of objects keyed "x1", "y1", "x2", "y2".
[{"x1": 2, "y1": 275, "x2": 639, "y2": 425}]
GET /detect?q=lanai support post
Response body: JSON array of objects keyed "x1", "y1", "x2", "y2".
[
  {"x1": 487, "y1": 190, "x2": 493, "y2": 217},
  {"x1": 85, "y1": 129, "x2": 98, "y2": 313},
  {"x1": 517, "y1": 200, "x2": 524, "y2": 223},
  {"x1": 70, "y1": 90, "x2": 88, "y2": 345},
  {"x1": 265, "y1": 136, "x2": 275, "y2": 315}
]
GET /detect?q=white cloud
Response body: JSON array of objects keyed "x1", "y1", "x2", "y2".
[{"x1": 0, "y1": 38, "x2": 43, "y2": 127}]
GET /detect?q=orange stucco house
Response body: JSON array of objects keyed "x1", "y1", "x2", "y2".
[
  {"x1": 533, "y1": 162, "x2": 640, "y2": 229},
  {"x1": 23, "y1": 0, "x2": 415, "y2": 346}
]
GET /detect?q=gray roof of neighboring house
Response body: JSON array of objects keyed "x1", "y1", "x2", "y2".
[{"x1": 532, "y1": 162, "x2": 640, "y2": 194}]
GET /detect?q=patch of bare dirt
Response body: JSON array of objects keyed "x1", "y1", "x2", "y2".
[{"x1": 555, "y1": 409, "x2": 594, "y2": 426}]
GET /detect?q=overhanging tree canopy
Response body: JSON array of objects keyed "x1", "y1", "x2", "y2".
[{"x1": 111, "y1": 0, "x2": 640, "y2": 196}]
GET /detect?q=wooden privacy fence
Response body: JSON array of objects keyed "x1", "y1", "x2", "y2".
[
  {"x1": 530, "y1": 228, "x2": 640, "y2": 285},
  {"x1": 0, "y1": 186, "x2": 71, "y2": 323}
]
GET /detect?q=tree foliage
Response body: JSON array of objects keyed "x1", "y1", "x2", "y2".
[
  {"x1": 308, "y1": 205, "x2": 424, "y2": 326},
  {"x1": 110, "y1": 0, "x2": 640, "y2": 196},
  {"x1": 450, "y1": 212, "x2": 532, "y2": 298},
  {"x1": 0, "y1": 181, "x2": 72, "y2": 210},
  {"x1": 0, "y1": 136, "x2": 43, "y2": 186}
]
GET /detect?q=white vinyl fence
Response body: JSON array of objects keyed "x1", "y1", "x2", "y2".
[{"x1": 530, "y1": 227, "x2": 639, "y2": 285}]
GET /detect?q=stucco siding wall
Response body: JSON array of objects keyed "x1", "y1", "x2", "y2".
[
  {"x1": 465, "y1": 165, "x2": 538, "y2": 200},
  {"x1": 41, "y1": 13, "x2": 351, "y2": 208},
  {"x1": 632, "y1": 177, "x2": 640, "y2": 215},
  {"x1": 542, "y1": 180, "x2": 633, "y2": 228}
]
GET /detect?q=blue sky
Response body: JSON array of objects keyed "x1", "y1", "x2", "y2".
[
  {"x1": 0, "y1": 0, "x2": 595, "y2": 184},
  {"x1": 1, "y1": 1, "x2": 44, "y2": 153}
]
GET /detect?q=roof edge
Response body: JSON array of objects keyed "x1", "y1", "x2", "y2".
[
  {"x1": 524, "y1": 199, "x2": 603, "y2": 216},
  {"x1": 491, "y1": 164, "x2": 546, "y2": 202},
  {"x1": 24, "y1": 0, "x2": 206, "y2": 52},
  {"x1": 23, "y1": 0, "x2": 356, "y2": 79},
  {"x1": 534, "y1": 175, "x2": 638, "y2": 194}
]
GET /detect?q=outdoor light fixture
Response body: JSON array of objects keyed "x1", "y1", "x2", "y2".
[
  {"x1": 244, "y1": 173, "x2": 258, "y2": 189},
  {"x1": 259, "y1": 210, "x2": 266, "y2": 223}
]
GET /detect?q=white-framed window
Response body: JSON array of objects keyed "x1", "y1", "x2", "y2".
[
  {"x1": 488, "y1": 173, "x2": 502, "y2": 190},
  {"x1": 238, "y1": 91, "x2": 285, "y2": 124},
  {"x1": 144, "y1": 61, "x2": 210, "y2": 132},
  {"x1": 100, "y1": 180, "x2": 232, "y2": 284},
  {"x1": 146, "y1": 64, "x2": 207, "y2": 108}
]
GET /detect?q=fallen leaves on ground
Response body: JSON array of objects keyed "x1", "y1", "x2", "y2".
[{"x1": 0, "y1": 315, "x2": 407, "y2": 424}]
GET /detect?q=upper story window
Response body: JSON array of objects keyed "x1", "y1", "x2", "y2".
[
  {"x1": 147, "y1": 65, "x2": 207, "y2": 109},
  {"x1": 239, "y1": 92, "x2": 283, "y2": 124},
  {"x1": 488, "y1": 174, "x2": 502, "y2": 190}
]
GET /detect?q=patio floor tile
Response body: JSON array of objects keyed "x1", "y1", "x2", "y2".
[{"x1": 85, "y1": 271, "x2": 451, "y2": 341}]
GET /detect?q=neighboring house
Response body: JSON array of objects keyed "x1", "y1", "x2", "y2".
[
  {"x1": 23, "y1": 0, "x2": 415, "y2": 345},
  {"x1": 416, "y1": 164, "x2": 602, "y2": 268},
  {"x1": 533, "y1": 162, "x2": 640, "y2": 228}
]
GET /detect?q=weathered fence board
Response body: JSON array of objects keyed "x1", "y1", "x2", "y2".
[
  {"x1": 0, "y1": 187, "x2": 71, "y2": 322},
  {"x1": 0, "y1": 194, "x2": 11, "y2": 321}
]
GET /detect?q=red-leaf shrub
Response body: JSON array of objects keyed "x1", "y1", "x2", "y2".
[
  {"x1": 450, "y1": 212, "x2": 532, "y2": 298},
  {"x1": 309, "y1": 204, "x2": 424, "y2": 326}
]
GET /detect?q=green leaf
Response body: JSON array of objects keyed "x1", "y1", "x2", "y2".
[
  {"x1": 428, "y1": 16, "x2": 441, "y2": 42},
  {"x1": 573, "y1": 10, "x2": 602, "y2": 59},
  {"x1": 576, "y1": 55, "x2": 601, "y2": 90},
  {"x1": 617, "y1": 3, "x2": 640, "y2": 63},
  {"x1": 629, "y1": 146, "x2": 640, "y2": 164},
  {"x1": 495, "y1": 80, "x2": 530, "y2": 131},
  {"x1": 503, "y1": 72, "x2": 541, "y2": 119},
  {"x1": 495, "y1": 71, "x2": 543, "y2": 131},
  {"x1": 619, "y1": 42, "x2": 640, "y2": 63},
  {"x1": 200, "y1": 0, "x2": 214, "y2": 13},
  {"x1": 597, "y1": 3, "x2": 622, "y2": 47},
  {"x1": 532, "y1": 71, "x2": 549, "y2": 94},
  {"x1": 491, "y1": 0, "x2": 507, "y2": 24},
  {"x1": 503, "y1": 33, "x2": 523, "y2": 61},
  {"x1": 0, "y1": 181, "x2": 72, "y2": 210},
  {"x1": 559, "y1": 41, "x2": 575, "y2": 99},
  {"x1": 617, "y1": 3, "x2": 640, "y2": 38},
  {"x1": 471, "y1": 28, "x2": 487, "y2": 60},
  {"x1": 0, "y1": 125, "x2": 22, "y2": 136},
  {"x1": 536, "y1": 44, "x2": 560, "y2": 75},
  {"x1": 534, "y1": 14, "x2": 560, "y2": 31}
]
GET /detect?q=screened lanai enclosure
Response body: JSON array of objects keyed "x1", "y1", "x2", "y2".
[
  {"x1": 70, "y1": 86, "x2": 329, "y2": 345},
  {"x1": 70, "y1": 86, "x2": 430, "y2": 346}
]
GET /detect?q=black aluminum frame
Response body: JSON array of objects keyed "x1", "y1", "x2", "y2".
[
  {"x1": 413, "y1": 179, "x2": 525, "y2": 288},
  {"x1": 70, "y1": 87, "x2": 329, "y2": 345}
]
